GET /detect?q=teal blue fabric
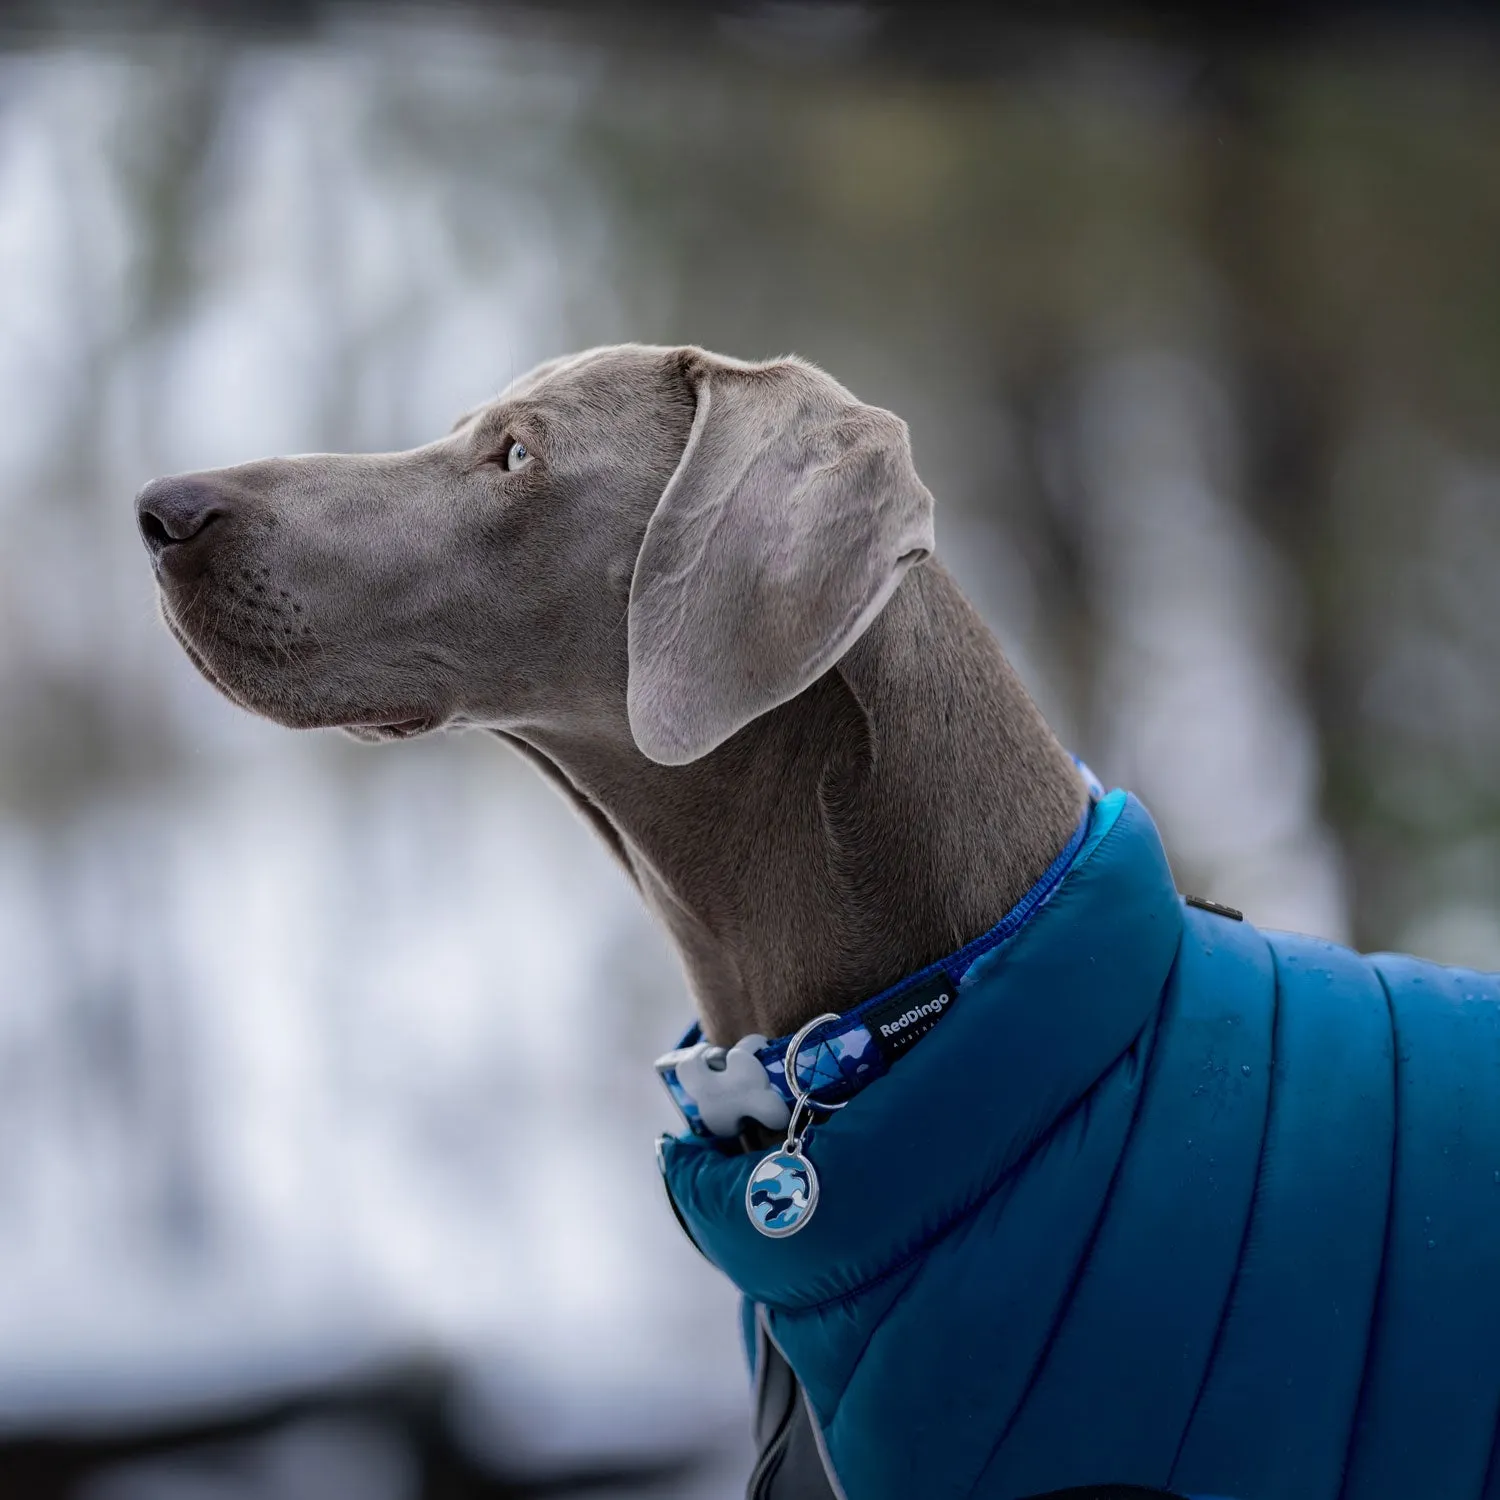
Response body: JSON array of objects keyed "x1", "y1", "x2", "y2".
[{"x1": 659, "y1": 792, "x2": 1500, "y2": 1500}]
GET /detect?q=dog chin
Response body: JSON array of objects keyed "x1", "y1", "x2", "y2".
[
  {"x1": 161, "y1": 609, "x2": 263, "y2": 713},
  {"x1": 159, "y1": 604, "x2": 338, "y2": 730},
  {"x1": 160, "y1": 600, "x2": 444, "y2": 740}
]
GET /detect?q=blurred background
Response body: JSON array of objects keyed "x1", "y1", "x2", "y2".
[{"x1": 1, "y1": 1, "x2": 1498, "y2": 1495}]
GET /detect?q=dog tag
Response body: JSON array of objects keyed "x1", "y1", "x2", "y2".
[
  {"x1": 746, "y1": 1146, "x2": 820, "y2": 1238},
  {"x1": 745, "y1": 1011, "x2": 841, "y2": 1239}
]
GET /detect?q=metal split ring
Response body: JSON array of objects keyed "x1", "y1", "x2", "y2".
[{"x1": 783, "y1": 1011, "x2": 851, "y2": 1116}]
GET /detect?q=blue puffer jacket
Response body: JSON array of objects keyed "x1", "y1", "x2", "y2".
[{"x1": 659, "y1": 791, "x2": 1500, "y2": 1500}]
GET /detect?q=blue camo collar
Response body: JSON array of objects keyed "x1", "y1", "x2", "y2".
[{"x1": 656, "y1": 762, "x2": 1111, "y2": 1141}]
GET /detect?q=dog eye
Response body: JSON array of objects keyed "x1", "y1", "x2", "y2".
[{"x1": 504, "y1": 440, "x2": 532, "y2": 472}]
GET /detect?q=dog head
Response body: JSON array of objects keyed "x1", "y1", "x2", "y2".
[{"x1": 136, "y1": 344, "x2": 934, "y2": 762}]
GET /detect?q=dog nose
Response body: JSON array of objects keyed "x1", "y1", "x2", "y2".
[{"x1": 135, "y1": 475, "x2": 227, "y2": 559}]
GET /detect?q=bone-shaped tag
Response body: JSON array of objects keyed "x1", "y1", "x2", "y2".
[{"x1": 670, "y1": 1034, "x2": 791, "y2": 1138}]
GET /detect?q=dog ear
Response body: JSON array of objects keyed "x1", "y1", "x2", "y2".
[{"x1": 626, "y1": 350, "x2": 934, "y2": 766}]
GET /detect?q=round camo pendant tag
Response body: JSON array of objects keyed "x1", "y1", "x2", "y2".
[{"x1": 746, "y1": 1149, "x2": 820, "y2": 1238}]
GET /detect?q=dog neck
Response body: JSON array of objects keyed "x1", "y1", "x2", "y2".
[{"x1": 504, "y1": 560, "x2": 1086, "y2": 1045}]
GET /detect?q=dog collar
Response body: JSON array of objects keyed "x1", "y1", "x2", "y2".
[{"x1": 655, "y1": 763, "x2": 1101, "y2": 1141}]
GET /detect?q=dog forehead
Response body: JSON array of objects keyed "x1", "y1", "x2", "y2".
[
  {"x1": 446, "y1": 346, "x2": 676, "y2": 443},
  {"x1": 446, "y1": 347, "x2": 673, "y2": 446},
  {"x1": 503, "y1": 343, "x2": 675, "y2": 403}
]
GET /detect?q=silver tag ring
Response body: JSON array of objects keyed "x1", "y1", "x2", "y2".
[{"x1": 783, "y1": 1011, "x2": 851, "y2": 1113}]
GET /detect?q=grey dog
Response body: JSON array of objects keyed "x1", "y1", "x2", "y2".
[
  {"x1": 135, "y1": 343, "x2": 1085, "y2": 1050},
  {"x1": 135, "y1": 343, "x2": 1128, "y2": 1498}
]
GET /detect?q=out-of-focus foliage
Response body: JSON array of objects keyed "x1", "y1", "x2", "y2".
[{"x1": 559, "y1": 7, "x2": 1500, "y2": 956}]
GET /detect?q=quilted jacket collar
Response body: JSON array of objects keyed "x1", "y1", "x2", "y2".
[{"x1": 659, "y1": 792, "x2": 1184, "y2": 1310}]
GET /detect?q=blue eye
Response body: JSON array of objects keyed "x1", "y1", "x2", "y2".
[{"x1": 505, "y1": 440, "x2": 532, "y2": 472}]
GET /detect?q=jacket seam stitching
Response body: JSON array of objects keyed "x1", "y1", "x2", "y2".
[
  {"x1": 962, "y1": 944, "x2": 1179, "y2": 1497},
  {"x1": 821, "y1": 1259, "x2": 925, "y2": 1431},
  {"x1": 1167, "y1": 929, "x2": 1284, "y2": 1490},
  {"x1": 1333, "y1": 962, "x2": 1400, "y2": 1500}
]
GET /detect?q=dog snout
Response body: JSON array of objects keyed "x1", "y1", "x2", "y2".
[{"x1": 135, "y1": 475, "x2": 229, "y2": 563}]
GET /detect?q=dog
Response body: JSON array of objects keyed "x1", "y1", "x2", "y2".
[{"x1": 137, "y1": 345, "x2": 1500, "y2": 1500}]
